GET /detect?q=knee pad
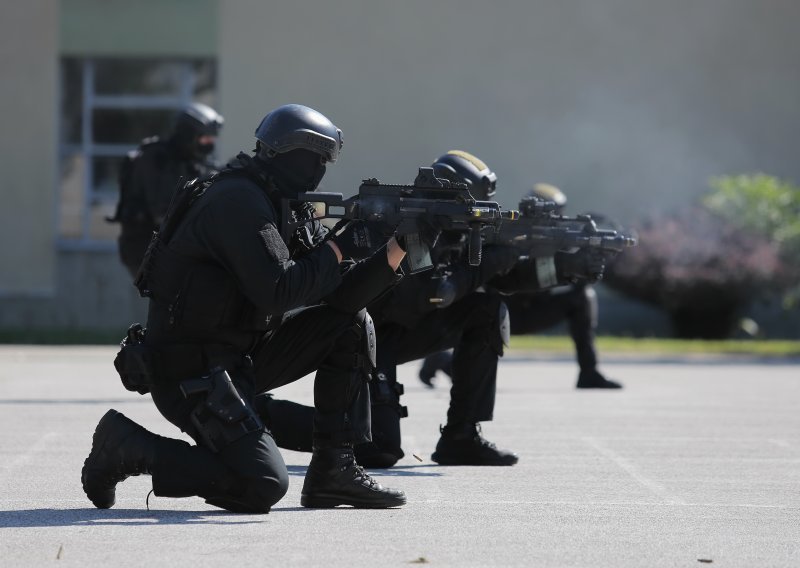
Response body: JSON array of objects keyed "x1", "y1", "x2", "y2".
[
  {"x1": 330, "y1": 308, "x2": 377, "y2": 372},
  {"x1": 584, "y1": 285, "x2": 598, "y2": 328}
]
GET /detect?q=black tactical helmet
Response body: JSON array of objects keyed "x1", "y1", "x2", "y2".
[
  {"x1": 255, "y1": 104, "x2": 343, "y2": 163},
  {"x1": 174, "y1": 102, "x2": 224, "y2": 138},
  {"x1": 171, "y1": 102, "x2": 223, "y2": 159},
  {"x1": 530, "y1": 183, "x2": 567, "y2": 210},
  {"x1": 431, "y1": 150, "x2": 497, "y2": 200}
]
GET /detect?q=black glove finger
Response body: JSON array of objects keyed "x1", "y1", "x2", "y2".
[{"x1": 332, "y1": 220, "x2": 385, "y2": 260}]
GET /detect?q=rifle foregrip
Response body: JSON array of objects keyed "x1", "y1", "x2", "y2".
[{"x1": 468, "y1": 224, "x2": 482, "y2": 266}]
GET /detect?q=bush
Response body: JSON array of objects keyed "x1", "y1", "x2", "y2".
[
  {"x1": 604, "y1": 208, "x2": 788, "y2": 339},
  {"x1": 704, "y1": 174, "x2": 800, "y2": 306}
]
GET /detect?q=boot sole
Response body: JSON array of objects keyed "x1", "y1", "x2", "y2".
[
  {"x1": 300, "y1": 492, "x2": 407, "y2": 509},
  {"x1": 81, "y1": 409, "x2": 126, "y2": 509},
  {"x1": 431, "y1": 452, "x2": 519, "y2": 466}
]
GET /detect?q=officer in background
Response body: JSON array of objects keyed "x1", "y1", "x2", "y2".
[
  {"x1": 259, "y1": 151, "x2": 609, "y2": 469},
  {"x1": 108, "y1": 102, "x2": 223, "y2": 278},
  {"x1": 82, "y1": 104, "x2": 411, "y2": 513},
  {"x1": 419, "y1": 182, "x2": 622, "y2": 390}
]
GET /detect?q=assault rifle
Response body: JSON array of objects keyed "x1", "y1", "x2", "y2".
[
  {"x1": 483, "y1": 195, "x2": 637, "y2": 260},
  {"x1": 282, "y1": 167, "x2": 519, "y2": 272}
]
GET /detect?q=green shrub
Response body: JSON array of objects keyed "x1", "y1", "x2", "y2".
[{"x1": 705, "y1": 174, "x2": 800, "y2": 306}]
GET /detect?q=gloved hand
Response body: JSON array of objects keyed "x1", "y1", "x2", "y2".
[
  {"x1": 555, "y1": 249, "x2": 606, "y2": 284},
  {"x1": 395, "y1": 217, "x2": 441, "y2": 253},
  {"x1": 329, "y1": 220, "x2": 388, "y2": 260}
]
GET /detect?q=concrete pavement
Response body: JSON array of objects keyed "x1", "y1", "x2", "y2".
[{"x1": 0, "y1": 346, "x2": 798, "y2": 567}]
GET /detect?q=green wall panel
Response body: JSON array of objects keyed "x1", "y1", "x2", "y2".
[{"x1": 61, "y1": 0, "x2": 217, "y2": 56}]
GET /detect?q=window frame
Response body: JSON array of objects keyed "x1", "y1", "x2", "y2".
[{"x1": 57, "y1": 58, "x2": 208, "y2": 251}]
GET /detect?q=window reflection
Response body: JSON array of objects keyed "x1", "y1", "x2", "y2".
[
  {"x1": 95, "y1": 60, "x2": 186, "y2": 96},
  {"x1": 92, "y1": 108, "x2": 176, "y2": 144},
  {"x1": 59, "y1": 57, "x2": 217, "y2": 245},
  {"x1": 92, "y1": 156, "x2": 126, "y2": 199}
]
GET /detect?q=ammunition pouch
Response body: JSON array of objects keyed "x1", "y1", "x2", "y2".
[
  {"x1": 113, "y1": 323, "x2": 155, "y2": 395},
  {"x1": 113, "y1": 322, "x2": 250, "y2": 395},
  {"x1": 180, "y1": 367, "x2": 264, "y2": 453},
  {"x1": 370, "y1": 371, "x2": 408, "y2": 418}
]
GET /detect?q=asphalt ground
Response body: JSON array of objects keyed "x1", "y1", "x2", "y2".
[{"x1": 0, "y1": 346, "x2": 798, "y2": 567}]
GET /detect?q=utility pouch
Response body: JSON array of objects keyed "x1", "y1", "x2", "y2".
[
  {"x1": 180, "y1": 367, "x2": 263, "y2": 453},
  {"x1": 113, "y1": 323, "x2": 155, "y2": 395}
]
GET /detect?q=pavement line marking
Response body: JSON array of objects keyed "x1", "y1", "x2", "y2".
[
  {"x1": 0, "y1": 499, "x2": 795, "y2": 511},
  {"x1": 582, "y1": 436, "x2": 686, "y2": 505},
  {"x1": 1, "y1": 432, "x2": 60, "y2": 473},
  {"x1": 414, "y1": 500, "x2": 795, "y2": 509}
]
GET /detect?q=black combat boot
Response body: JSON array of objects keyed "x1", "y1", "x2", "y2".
[
  {"x1": 301, "y1": 445, "x2": 406, "y2": 508},
  {"x1": 576, "y1": 369, "x2": 623, "y2": 389},
  {"x1": 418, "y1": 351, "x2": 454, "y2": 388},
  {"x1": 81, "y1": 409, "x2": 159, "y2": 509},
  {"x1": 431, "y1": 423, "x2": 518, "y2": 466}
]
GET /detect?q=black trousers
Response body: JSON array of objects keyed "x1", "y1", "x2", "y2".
[
  {"x1": 146, "y1": 305, "x2": 372, "y2": 512},
  {"x1": 503, "y1": 284, "x2": 598, "y2": 372},
  {"x1": 379, "y1": 291, "x2": 506, "y2": 425},
  {"x1": 262, "y1": 292, "x2": 506, "y2": 457}
]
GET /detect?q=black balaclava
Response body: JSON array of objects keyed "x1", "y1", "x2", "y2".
[{"x1": 257, "y1": 147, "x2": 327, "y2": 199}]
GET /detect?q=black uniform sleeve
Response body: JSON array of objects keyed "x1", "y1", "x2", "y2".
[
  {"x1": 196, "y1": 184, "x2": 343, "y2": 315},
  {"x1": 489, "y1": 256, "x2": 562, "y2": 294},
  {"x1": 322, "y1": 247, "x2": 403, "y2": 312}
]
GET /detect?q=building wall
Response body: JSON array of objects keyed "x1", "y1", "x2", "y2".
[
  {"x1": 0, "y1": 1, "x2": 58, "y2": 295},
  {"x1": 0, "y1": 0, "x2": 217, "y2": 332},
  {"x1": 1, "y1": 0, "x2": 800, "y2": 336},
  {"x1": 60, "y1": 0, "x2": 216, "y2": 57},
  {"x1": 218, "y1": 0, "x2": 800, "y2": 221}
]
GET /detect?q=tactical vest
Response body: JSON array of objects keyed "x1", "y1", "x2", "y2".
[{"x1": 138, "y1": 155, "x2": 322, "y2": 354}]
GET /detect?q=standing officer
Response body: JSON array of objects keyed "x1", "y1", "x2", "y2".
[
  {"x1": 259, "y1": 151, "x2": 609, "y2": 468},
  {"x1": 82, "y1": 104, "x2": 410, "y2": 512},
  {"x1": 109, "y1": 102, "x2": 224, "y2": 278},
  {"x1": 420, "y1": 183, "x2": 622, "y2": 390}
]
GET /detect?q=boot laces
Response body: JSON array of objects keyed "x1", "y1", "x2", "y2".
[
  {"x1": 472, "y1": 424, "x2": 498, "y2": 450},
  {"x1": 341, "y1": 459, "x2": 378, "y2": 488}
]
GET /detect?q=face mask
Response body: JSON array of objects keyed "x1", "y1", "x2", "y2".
[
  {"x1": 267, "y1": 149, "x2": 328, "y2": 197},
  {"x1": 195, "y1": 142, "x2": 215, "y2": 156}
]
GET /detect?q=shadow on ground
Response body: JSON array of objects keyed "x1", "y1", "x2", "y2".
[{"x1": 0, "y1": 508, "x2": 266, "y2": 528}]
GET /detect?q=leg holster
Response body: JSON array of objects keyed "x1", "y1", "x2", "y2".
[{"x1": 180, "y1": 367, "x2": 263, "y2": 453}]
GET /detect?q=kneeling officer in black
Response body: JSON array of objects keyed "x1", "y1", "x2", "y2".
[{"x1": 82, "y1": 104, "x2": 408, "y2": 512}]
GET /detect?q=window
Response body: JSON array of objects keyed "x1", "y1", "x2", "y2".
[{"x1": 58, "y1": 57, "x2": 217, "y2": 248}]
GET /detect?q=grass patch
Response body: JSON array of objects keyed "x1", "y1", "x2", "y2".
[
  {"x1": 0, "y1": 329, "x2": 121, "y2": 345},
  {"x1": 2, "y1": 328, "x2": 799, "y2": 357},
  {"x1": 509, "y1": 335, "x2": 800, "y2": 357}
]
